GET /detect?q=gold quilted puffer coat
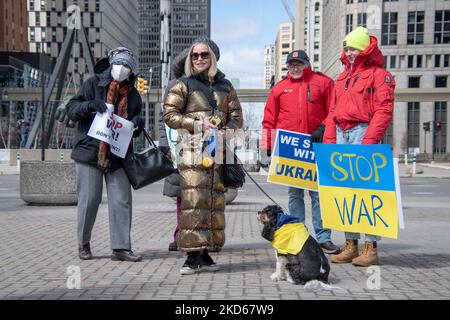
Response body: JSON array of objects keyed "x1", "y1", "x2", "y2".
[{"x1": 163, "y1": 71, "x2": 243, "y2": 252}]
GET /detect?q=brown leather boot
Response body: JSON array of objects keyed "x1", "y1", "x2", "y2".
[
  {"x1": 352, "y1": 241, "x2": 379, "y2": 267},
  {"x1": 331, "y1": 240, "x2": 359, "y2": 264}
]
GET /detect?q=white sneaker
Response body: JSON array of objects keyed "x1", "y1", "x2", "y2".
[{"x1": 180, "y1": 266, "x2": 200, "y2": 275}]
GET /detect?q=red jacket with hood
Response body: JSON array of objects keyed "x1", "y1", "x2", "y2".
[
  {"x1": 323, "y1": 36, "x2": 396, "y2": 144},
  {"x1": 261, "y1": 66, "x2": 334, "y2": 151}
]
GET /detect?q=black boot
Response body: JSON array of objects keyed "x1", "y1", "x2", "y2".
[
  {"x1": 111, "y1": 250, "x2": 142, "y2": 262},
  {"x1": 201, "y1": 250, "x2": 219, "y2": 272},
  {"x1": 78, "y1": 243, "x2": 92, "y2": 260},
  {"x1": 180, "y1": 252, "x2": 202, "y2": 275}
]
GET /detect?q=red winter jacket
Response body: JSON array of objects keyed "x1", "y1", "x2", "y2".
[
  {"x1": 323, "y1": 36, "x2": 396, "y2": 145},
  {"x1": 261, "y1": 67, "x2": 334, "y2": 151}
]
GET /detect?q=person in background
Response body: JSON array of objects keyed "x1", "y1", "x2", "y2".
[
  {"x1": 323, "y1": 27, "x2": 396, "y2": 267},
  {"x1": 67, "y1": 47, "x2": 144, "y2": 262},
  {"x1": 163, "y1": 38, "x2": 243, "y2": 275},
  {"x1": 262, "y1": 50, "x2": 340, "y2": 255}
]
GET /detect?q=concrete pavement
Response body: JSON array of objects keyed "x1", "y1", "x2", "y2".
[{"x1": 0, "y1": 170, "x2": 450, "y2": 300}]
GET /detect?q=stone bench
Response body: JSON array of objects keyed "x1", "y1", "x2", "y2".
[{"x1": 20, "y1": 161, "x2": 77, "y2": 206}]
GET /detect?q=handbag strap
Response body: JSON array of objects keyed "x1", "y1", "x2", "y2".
[
  {"x1": 142, "y1": 128, "x2": 157, "y2": 149},
  {"x1": 179, "y1": 76, "x2": 218, "y2": 113}
]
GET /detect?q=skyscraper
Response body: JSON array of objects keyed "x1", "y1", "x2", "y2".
[
  {"x1": 295, "y1": 0, "x2": 323, "y2": 71},
  {"x1": 264, "y1": 45, "x2": 275, "y2": 89},
  {"x1": 275, "y1": 21, "x2": 294, "y2": 82},
  {"x1": 321, "y1": 0, "x2": 450, "y2": 158},
  {"x1": 138, "y1": 0, "x2": 211, "y2": 88},
  {"x1": 0, "y1": 0, "x2": 28, "y2": 52},
  {"x1": 27, "y1": 0, "x2": 139, "y2": 85}
]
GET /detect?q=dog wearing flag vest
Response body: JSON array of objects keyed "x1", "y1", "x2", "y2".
[{"x1": 258, "y1": 205, "x2": 330, "y2": 285}]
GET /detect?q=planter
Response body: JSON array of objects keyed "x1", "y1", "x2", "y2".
[{"x1": 20, "y1": 161, "x2": 77, "y2": 206}]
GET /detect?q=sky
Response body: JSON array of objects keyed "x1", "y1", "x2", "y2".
[{"x1": 211, "y1": 0, "x2": 295, "y2": 89}]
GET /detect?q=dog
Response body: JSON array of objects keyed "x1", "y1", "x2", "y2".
[{"x1": 258, "y1": 205, "x2": 330, "y2": 285}]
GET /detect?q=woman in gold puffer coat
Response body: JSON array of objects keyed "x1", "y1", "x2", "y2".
[{"x1": 163, "y1": 38, "x2": 243, "y2": 275}]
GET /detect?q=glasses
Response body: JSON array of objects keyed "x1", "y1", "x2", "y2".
[
  {"x1": 191, "y1": 52, "x2": 210, "y2": 61},
  {"x1": 287, "y1": 63, "x2": 305, "y2": 70}
]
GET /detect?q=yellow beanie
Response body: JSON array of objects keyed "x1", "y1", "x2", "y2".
[{"x1": 343, "y1": 27, "x2": 370, "y2": 51}]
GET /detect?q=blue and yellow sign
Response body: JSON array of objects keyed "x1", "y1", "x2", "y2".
[
  {"x1": 314, "y1": 144, "x2": 399, "y2": 239},
  {"x1": 268, "y1": 129, "x2": 318, "y2": 191}
]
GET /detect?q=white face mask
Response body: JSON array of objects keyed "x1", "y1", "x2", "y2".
[{"x1": 111, "y1": 64, "x2": 131, "y2": 82}]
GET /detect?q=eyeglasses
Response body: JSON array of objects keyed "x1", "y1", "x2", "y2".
[
  {"x1": 287, "y1": 63, "x2": 305, "y2": 70},
  {"x1": 191, "y1": 52, "x2": 210, "y2": 61}
]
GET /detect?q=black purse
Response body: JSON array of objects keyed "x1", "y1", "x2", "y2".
[
  {"x1": 223, "y1": 153, "x2": 246, "y2": 189},
  {"x1": 122, "y1": 129, "x2": 176, "y2": 190}
]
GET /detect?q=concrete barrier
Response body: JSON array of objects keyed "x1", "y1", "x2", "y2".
[
  {"x1": 20, "y1": 161, "x2": 77, "y2": 206},
  {"x1": 9, "y1": 149, "x2": 73, "y2": 165}
]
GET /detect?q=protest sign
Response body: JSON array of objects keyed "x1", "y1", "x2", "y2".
[
  {"x1": 268, "y1": 129, "x2": 318, "y2": 191},
  {"x1": 314, "y1": 144, "x2": 402, "y2": 239},
  {"x1": 87, "y1": 105, "x2": 134, "y2": 159}
]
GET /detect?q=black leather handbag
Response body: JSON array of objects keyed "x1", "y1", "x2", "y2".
[
  {"x1": 123, "y1": 129, "x2": 176, "y2": 190},
  {"x1": 223, "y1": 154, "x2": 246, "y2": 189}
]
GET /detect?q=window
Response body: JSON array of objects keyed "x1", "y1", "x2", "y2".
[
  {"x1": 434, "y1": 102, "x2": 447, "y2": 154},
  {"x1": 408, "y1": 76, "x2": 421, "y2": 88},
  {"x1": 407, "y1": 11, "x2": 425, "y2": 45},
  {"x1": 346, "y1": 14, "x2": 353, "y2": 34},
  {"x1": 358, "y1": 13, "x2": 367, "y2": 27},
  {"x1": 445, "y1": 55, "x2": 450, "y2": 67},
  {"x1": 407, "y1": 102, "x2": 420, "y2": 149},
  {"x1": 417, "y1": 55, "x2": 423, "y2": 68},
  {"x1": 382, "y1": 12, "x2": 398, "y2": 45},
  {"x1": 435, "y1": 55, "x2": 441, "y2": 68},
  {"x1": 390, "y1": 56, "x2": 396, "y2": 69},
  {"x1": 436, "y1": 76, "x2": 448, "y2": 88},
  {"x1": 315, "y1": 2, "x2": 320, "y2": 11},
  {"x1": 382, "y1": 123, "x2": 394, "y2": 146},
  {"x1": 408, "y1": 55, "x2": 414, "y2": 68},
  {"x1": 434, "y1": 10, "x2": 450, "y2": 44}
]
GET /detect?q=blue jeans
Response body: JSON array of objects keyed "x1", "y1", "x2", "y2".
[
  {"x1": 288, "y1": 187, "x2": 331, "y2": 244},
  {"x1": 336, "y1": 123, "x2": 381, "y2": 242}
]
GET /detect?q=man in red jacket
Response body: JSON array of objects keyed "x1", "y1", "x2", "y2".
[
  {"x1": 262, "y1": 50, "x2": 340, "y2": 254},
  {"x1": 323, "y1": 27, "x2": 396, "y2": 267}
]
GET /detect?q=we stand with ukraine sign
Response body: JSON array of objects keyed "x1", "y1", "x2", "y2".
[
  {"x1": 268, "y1": 129, "x2": 318, "y2": 191},
  {"x1": 313, "y1": 144, "x2": 404, "y2": 239}
]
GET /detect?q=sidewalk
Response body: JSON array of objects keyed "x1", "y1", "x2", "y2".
[
  {"x1": 2, "y1": 161, "x2": 450, "y2": 178},
  {"x1": 0, "y1": 178, "x2": 449, "y2": 300}
]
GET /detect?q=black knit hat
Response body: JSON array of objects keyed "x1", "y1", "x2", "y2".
[{"x1": 192, "y1": 37, "x2": 220, "y2": 62}]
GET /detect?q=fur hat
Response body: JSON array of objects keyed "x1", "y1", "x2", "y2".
[
  {"x1": 192, "y1": 37, "x2": 220, "y2": 61},
  {"x1": 108, "y1": 47, "x2": 137, "y2": 73}
]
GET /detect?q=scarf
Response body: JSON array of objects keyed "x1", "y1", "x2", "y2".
[{"x1": 97, "y1": 80, "x2": 131, "y2": 170}]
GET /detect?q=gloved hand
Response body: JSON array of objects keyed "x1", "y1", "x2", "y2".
[
  {"x1": 131, "y1": 115, "x2": 144, "y2": 130},
  {"x1": 88, "y1": 100, "x2": 108, "y2": 114},
  {"x1": 311, "y1": 124, "x2": 325, "y2": 143},
  {"x1": 131, "y1": 115, "x2": 145, "y2": 137},
  {"x1": 259, "y1": 149, "x2": 272, "y2": 168},
  {"x1": 55, "y1": 104, "x2": 76, "y2": 128}
]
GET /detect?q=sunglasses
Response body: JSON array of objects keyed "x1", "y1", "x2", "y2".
[{"x1": 191, "y1": 51, "x2": 210, "y2": 61}]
